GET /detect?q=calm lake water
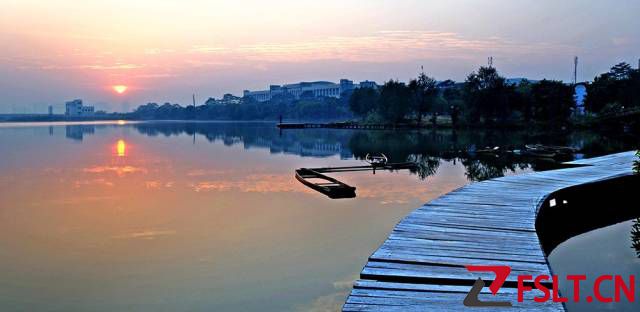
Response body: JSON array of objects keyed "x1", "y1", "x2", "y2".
[
  {"x1": 0, "y1": 121, "x2": 637, "y2": 311},
  {"x1": 549, "y1": 219, "x2": 640, "y2": 312}
]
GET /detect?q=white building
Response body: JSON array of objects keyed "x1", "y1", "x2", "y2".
[
  {"x1": 243, "y1": 79, "x2": 378, "y2": 102},
  {"x1": 65, "y1": 99, "x2": 94, "y2": 116}
]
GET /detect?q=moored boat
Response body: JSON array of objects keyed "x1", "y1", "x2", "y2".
[
  {"x1": 295, "y1": 168, "x2": 356, "y2": 199},
  {"x1": 365, "y1": 153, "x2": 388, "y2": 166}
]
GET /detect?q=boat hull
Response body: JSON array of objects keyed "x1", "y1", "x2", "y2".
[{"x1": 295, "y1": 168, "x2": 356, "y2": 199}]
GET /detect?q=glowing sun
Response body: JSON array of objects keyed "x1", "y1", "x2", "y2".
[{"x1": 113, "y1": 85, "x2": 128, "y2": 94}]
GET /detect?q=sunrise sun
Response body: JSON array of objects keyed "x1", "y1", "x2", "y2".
[{"x1": 113, "y1": 85, "x2": 128, "y2": 94}]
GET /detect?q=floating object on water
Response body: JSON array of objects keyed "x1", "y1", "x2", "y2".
[
  {"x1": 365, "y1": 153, "x2": 388, "y2": 166},
  {"x1": 295, "y1": 162, "x2": 417, "y2": 199},
  {"x1": 476, "y1": 146, "x2": 501, "y2": 154},
  {"x1": 295, "y1": 168, "x2": 356, "y2": 199},
  {"x1": 524, "y1": 144, "x2": 577, "y2": 159}
]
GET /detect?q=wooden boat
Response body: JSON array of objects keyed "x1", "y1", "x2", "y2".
[
  {"x1": 524, "y1": 150, "x2": 557, "y2": 159},
  {"x1": 526, "y1": 144, "x2": 576, "y2": 154},
  {"x1": 295, "y1": 168, "x2": 356, "y2": 199},
  {"x1": 524, "y1": 144, "x2": 576, "y2": 159},
  {"x1": 476, "y1": 146, "x2": 501, "y2": 154}
]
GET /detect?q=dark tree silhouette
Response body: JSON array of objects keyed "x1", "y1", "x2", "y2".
[
  {"x1": 585, "y1": 62, "x2": 640, "y2": 113},
  {"x1": 349, "y1": 87, "x2": 379, "y2": 119},
  {"x1": 409, "y1": 72, "x2": 438, "y2": 124},
  {"x1": 463, "y1": 66, "x2": 514, "y2": 125},
  {"x1": 378, "y1": 80, "x2": 412, "y2": 123},
  {"x1": 530, "y1": 80, "x2": 575, "y2": 125},
  {"x1": 610, "y1": 62, "x2": 634, "y2": 80}
]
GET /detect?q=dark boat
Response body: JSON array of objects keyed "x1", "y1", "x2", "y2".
[
  {"x1": 277, "y1": 123, "x2": 306, "y2": 129},
  {"x1": 476, "y1": 146, "x2": 501, "y2": 155},
  {"x1": 295, "y1": 168, "x2": 356, "y2": 199},
  {"x1": 524, "y1": 144, "x2": 576, "y2": 159}
]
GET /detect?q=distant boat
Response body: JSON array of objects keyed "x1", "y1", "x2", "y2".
[
  {"x1": 476, "y1": 146, "x2": 501, "y2": 154},
  {"x1": 524, "y1": 144, "x2": 577, "y2": 159},
  {"x1": 295, "y1": 168, "x2": 356, "y2": 199}
]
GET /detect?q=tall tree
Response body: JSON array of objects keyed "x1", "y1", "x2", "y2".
[
  {"x1": 463, "y1": 66, "x2": 512, "y2": 125},
  {"x1": 585, "y1": 62, "x2": 640, "y2": 113},
  {"x1": 378, "y1": 80, "x2": 412, "y2": 123},
  {"x1": 513, "y1": 80, "x2": 534, "y2": 122},
  {"x1": 530, "y1": 79, "x2": 575, "y2": 124},
  {"x1": 408, "y1": 72, "x2": 438, "y2": 124},
  {"x1": 349, "y1": 87, "x2": 379, "y2": 119},
  {"x1": 610, "y1": 62, "x2": 634, "y2": 80},
  {"x1": 442, "y1": 85, "x2": 462, "y2": 126}
]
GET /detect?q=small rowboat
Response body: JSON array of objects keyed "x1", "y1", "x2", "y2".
[{"x1": 295, "y1": 168, "x2": 356, "y2": 199}]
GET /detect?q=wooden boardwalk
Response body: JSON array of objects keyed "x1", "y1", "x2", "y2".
[{"x1": 344, "y1": 151, "x2": 637, "y2": 311}]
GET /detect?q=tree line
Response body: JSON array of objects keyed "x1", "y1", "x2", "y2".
[
  {"x1": 129, "y1": 61, "x2": 639, "y2": 127},
  {"x1": 351, "y1": 62, "x2": 639, "y2": 127},
  {"x1": 131, "y1": 92, "x2": 352, "y2": 121}
]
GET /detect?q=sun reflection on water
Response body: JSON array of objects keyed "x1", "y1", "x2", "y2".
[{"x1": 117, "y1": 139, "x2": 126, "y2": 157}]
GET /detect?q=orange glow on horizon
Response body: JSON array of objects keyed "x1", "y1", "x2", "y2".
[
  {"x1": 117, "y1": 139, "x2": 126, "y2": 157},
  {"x1": 113, "y1": 85, "x2": 128, "y2": 94}
]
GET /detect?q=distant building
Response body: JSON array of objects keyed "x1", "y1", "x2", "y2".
[
  {"x1": 205, "y1": 94, "x2": 242, "y2": 105},
  {"x1": 220, "y1": 93, "x2": 241, "y2": 105},
  {"x1": 243, "y1": 79, "x2": 378, "y2": 102},
  {"x1": 358, "y1": 80, "x2": 378, "y2": 89},
  {"x1": 48, "y1": 105, "x2": 53, "y2": 115},
  {"x1": 65, "y1": 99, "x2": 94, "y2": 116},
  {"x1": 574, "y1": 83, "x2": 587, "y2": 115}
]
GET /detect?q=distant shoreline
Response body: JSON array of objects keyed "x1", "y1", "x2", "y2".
[
  {"x1": 0, "y1": 115, "x2": 632, "y2": 133},
  {"x1": 0, "y1": 114, "x2": 130, "y2": 123},
  {"x1": 0, "y1": 115, "x2": 323, "y2": 124}
]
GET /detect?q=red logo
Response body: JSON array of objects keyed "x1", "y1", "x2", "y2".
[{"x1": 464, "y1": 265, "x2": 512, "y2": 307}]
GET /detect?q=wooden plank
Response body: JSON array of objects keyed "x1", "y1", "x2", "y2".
[{"x1": 345, "y1": 287, "x2": 564, "y2": 311}]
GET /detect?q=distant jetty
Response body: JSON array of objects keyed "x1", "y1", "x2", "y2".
[{"x1": 277, "y1": 122, "x2": 449, "y2": 130}]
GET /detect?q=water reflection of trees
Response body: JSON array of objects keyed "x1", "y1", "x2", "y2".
[
  {"x1": 406, "y1": 154, "x2": 441, "y2": 180},
  {"x1": 132, "y1": 122, "x2": 638, "y2": 182},
  {"x1": 461, "y1": 158, "x2": 525, "y2": 182},
  {"x1": 134, "y1": 122, "x2": 354, "y2": 158},
  {"x1": 347, "y1": 130, "x2": 574, "y2": 181}
]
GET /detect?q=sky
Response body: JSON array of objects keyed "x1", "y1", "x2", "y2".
[{"x1": 1, "y1": 0, "x2": 639, "y2": 113}]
